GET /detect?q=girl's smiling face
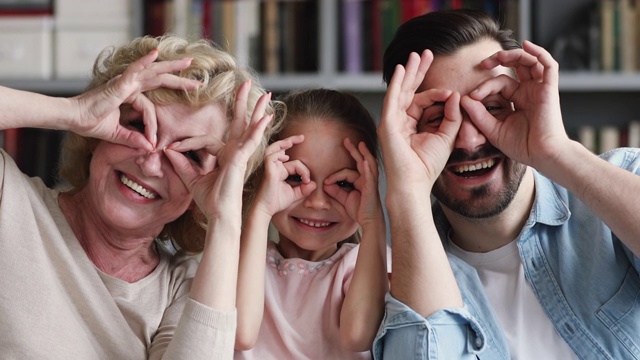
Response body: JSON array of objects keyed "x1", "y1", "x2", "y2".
[
  {"x1": 82, "y1": 101, "x2": 227, "y2": 238},
  {"x1": 271, "y1": 118, "x2": 361, "y2": 261}
]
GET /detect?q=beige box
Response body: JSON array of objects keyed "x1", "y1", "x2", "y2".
[
  {"x1": 54, "y1": 0, "x2": 131, "y2": 28},
  {"x1": 54, "y1": 29, "x2": 130, "y2": 79},
  {"x1": 0, "y1": 16, "x2": 53, "y2": 79}
]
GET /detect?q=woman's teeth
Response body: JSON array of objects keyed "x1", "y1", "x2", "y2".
[{"x1": 120, "y1": 174, "x2": 157, "y2": 199}]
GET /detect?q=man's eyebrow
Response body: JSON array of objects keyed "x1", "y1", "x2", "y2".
[{"x1": 426, "y1": 101, "x2": 446, "y2": 108}]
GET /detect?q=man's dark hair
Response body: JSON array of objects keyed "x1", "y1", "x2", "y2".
[{"x1": 383, "y1": 8, "x2": 521, "y2": 85}]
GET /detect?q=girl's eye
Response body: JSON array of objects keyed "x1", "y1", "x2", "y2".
[
  {"x1": 127, "y1": 120, "x2": 145, "y2": 133},
  {"x1": 336, "y1": 180, "x2": 355, "y2": 191},
  {"x1": 286, "y1": 174, "x2": 302, "y2": 185},
  {"x1": 182, "y1": 151, "x2": 201, "y2": 164}
]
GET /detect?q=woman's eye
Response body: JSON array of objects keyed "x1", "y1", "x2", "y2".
[
  {"x1": 127, "y1": 120, "x2": 145, "y2": 133},
  {"x1": 182, "y1": 151, "x2": 201, "y2": 164},
  {"x1": 336, "y1": 180, "x2": 355, "y2": 191},
  {"x1": 285, "y1": 174, "x2": 303, "y2": 185}
]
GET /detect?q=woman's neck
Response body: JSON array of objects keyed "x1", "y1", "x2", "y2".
[{"x1": 58, "y1": 190, "x2": 160, "y2": 283}]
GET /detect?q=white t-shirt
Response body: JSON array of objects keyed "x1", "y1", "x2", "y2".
[{"x1": 449, "y1": 240, "x2": 578, "y2": 360}]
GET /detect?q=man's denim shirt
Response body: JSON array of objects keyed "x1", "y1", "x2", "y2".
[{"x1": 373, "y1": 148, "x2": 640, "y2": 359}]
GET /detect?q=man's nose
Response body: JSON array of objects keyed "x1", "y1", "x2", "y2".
[{"x1": 454, "y1": 116, "x2": 487, "y2": 151}]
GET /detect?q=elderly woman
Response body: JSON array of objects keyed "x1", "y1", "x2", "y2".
[{"x1": 0, "y1": 35, "x2": 278, "y2": 359}]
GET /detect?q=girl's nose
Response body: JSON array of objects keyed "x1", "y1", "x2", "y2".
[{"x1": 303, "y1": 186, "x2": 331, "y2": 210}]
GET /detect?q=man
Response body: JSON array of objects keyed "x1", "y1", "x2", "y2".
[{"x1": 373, "y1": 9, "x2": 640, "y2": 359}]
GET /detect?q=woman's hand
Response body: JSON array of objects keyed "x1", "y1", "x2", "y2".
[
  {"x1": 324, "y1": 139, "x2": 382, "y2": 228},
  {"x1": 72, "y1": 49, "x2": 202, "y2": 151},
  {"x1": 252, "y1": 136, "x2": 316, "y2": 217},
  {"x1": 461, "y1": 40, "x2": 568, "y2": 169},
  {"x1": 164, "y1": 81, "x2": 272, "y2": 222}
]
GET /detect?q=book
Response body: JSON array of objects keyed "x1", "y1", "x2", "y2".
[
  {"x1": 578, "y1": 125, "x2": 597, "y2": 153},
  {"x1": 600, "y1": 0, "x2": 616, "y2": 71},
  {"x1": 628, "y1": 120, "x2": 640, "y2": 148},
  {"x1": 370, "y1": 0, "x2": 383, "y2": 71},
  {"x1": 599, "y1": 125, "x2": 620, "y2": 153},
  {"x1": 234, "y1": 0, "x2": 260, "y2": 68},
  {"x1": 261, "y1": 0, "x2": 280, "y2": 74},
  {"x1": 342, "y1": 0, "x2": 363, "y2": 73},
  {"x1": 619, "y1": 0, "x2": 636, "y2": 72}
]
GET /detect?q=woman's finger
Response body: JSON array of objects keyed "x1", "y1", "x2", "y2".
[
  {"x1": 169, "y1": 134, "x2": 225, "y2": 155},
  {"x1": 229, "y1": 80, "x2": 251, "y2": 138}
]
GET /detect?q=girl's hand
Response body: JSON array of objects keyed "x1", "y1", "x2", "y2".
[
  {"x1": 324, "y1": 139, "x2": 382, "y2": 228},
  {"x1": 379, "y1": 50, "x2": 462, "y2": 190},
  {"x1": 461, "y1": 40, "x2": 568, "y2": 169},
  {"x1": 72, "y1": 49, "x2": 202, "y2": 151},
  {"x1": 253, "y1": 135, "x2": 316, "y2": 217},
  {"x1": 164, "y1": 81, "x2": 272, "y2": 222}
]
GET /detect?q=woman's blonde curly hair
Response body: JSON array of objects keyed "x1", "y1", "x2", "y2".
[{"x1": 58, "y1": 34, "x2": 283, "y2": 254}]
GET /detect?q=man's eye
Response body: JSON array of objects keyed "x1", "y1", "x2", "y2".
[
  {"x1": 417, "y1": 116, "x2": 443, "y2": 133},
  {"x1": 127, "y1": 120, "x2": 145, "y2": 133},
  {"x1": 286, "y1": 174, "x2": 302, "y2": 185},
  {"x1": 336, "y1": 180, "x2": 355, "y2": 191},
  {"x1": 182, "y1": 151, "x2": 201, "y2": 164}
]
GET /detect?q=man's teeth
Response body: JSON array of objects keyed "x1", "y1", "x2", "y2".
[
  {"x1": 454, "y1": 159, "x2": 495, "y2": 174},
  {"x1": 297, "y1": 218, "x2": 331, "y2": 228},
  {"x1": 120, "y1": 174, "x2": 157, "y2": 199}
]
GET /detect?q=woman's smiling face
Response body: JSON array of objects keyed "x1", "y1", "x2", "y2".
[{"x1": 83, "y1": 101, "x2": 227, "y2": 236}]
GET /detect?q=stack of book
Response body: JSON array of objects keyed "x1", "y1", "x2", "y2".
[{"x1": 577, "y1": 120, "x2": 640, "y2": 154}]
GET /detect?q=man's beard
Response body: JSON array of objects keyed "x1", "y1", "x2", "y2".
[{"x1": 432, "y1": 146, "x2": 527, "y2": 219}]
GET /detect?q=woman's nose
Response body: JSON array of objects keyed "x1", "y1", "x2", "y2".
[{"x1": 136, "y1": 150, "x2": 165, "y2": 177}]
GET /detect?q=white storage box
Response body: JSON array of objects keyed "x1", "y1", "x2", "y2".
[
  {"x1": 54, "y1": 0, "x2": 131, "y2": 28},
  {"x1": 54, "y1": 29, "x2": 130, "y2": 79},
  {"x1": 0, "y1": 16, "x2": 53, "y2": 79}
]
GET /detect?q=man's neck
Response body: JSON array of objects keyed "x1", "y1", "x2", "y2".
[{"x1": 444, "y1": 168, "x2": 536, "y2": 253}]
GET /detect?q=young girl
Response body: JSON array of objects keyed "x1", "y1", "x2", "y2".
[{"x1": 234, "y1": 89, "x2": 388, "y2": 359}]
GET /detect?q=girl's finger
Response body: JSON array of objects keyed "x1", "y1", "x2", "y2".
[
  {"x1": 265, "y1": 134, "x2": 304, "y2": 157},
  {"x1": 324, "y1": 168, "x2": 359, "y2": 187},
  {"x1": 283, "y1": 159, "x2": 311, "y2": 183},
  {"x1": 357, "y1": 142, "x2": 379, "y2": 178},
  {"x1": 343, "y1": 138, "x2": 364, "y2": 163}
]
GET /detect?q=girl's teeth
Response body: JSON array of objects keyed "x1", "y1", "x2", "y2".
[
  {"x1": 297, "y1": 218, "x2": 331, "y2": 227},
  {"x1": 120, "y1": 174, "x2": 157, "y2": 199}
]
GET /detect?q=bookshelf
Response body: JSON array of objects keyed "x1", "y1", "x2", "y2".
[{"x1": 3, "y1": 0, "x2": 640, "y2": 184}]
